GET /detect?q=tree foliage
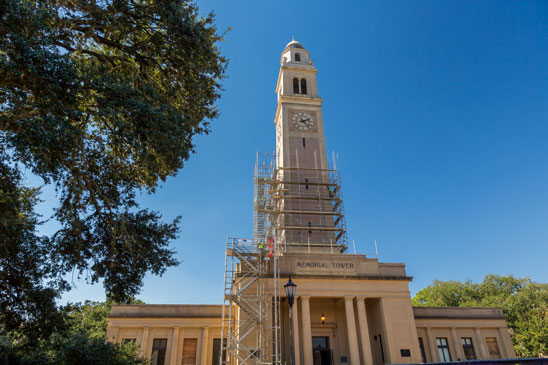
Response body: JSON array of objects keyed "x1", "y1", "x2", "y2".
[
  {"x1": 0, "y1": 0, "x2": 226, "y2": 343},
  {"x1": 0, "y1": 153, "x2": 66, "y2": 342},
  {"x1": 64, "y1": 300, "x2": 113, "y2": 340},
  {"x1": 1, "y1": 301, "x2": 147, "y2": 364},
  {"x1": 412, "y1": 275, "x2": 548, "y2": 358}
]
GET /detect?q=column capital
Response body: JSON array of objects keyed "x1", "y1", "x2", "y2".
[
  {"x1": 355, "y1": 296, "x2": 367, "y2": 300},
  {"x1": 300, "y1": 295, "x2": 311, "y2": 301},
  {"x1": 173, "y1": 326, "x2": 181, "y2": 330},
  {"x1": 343, "y1": 296, "x2": 355, "y2": 301}
]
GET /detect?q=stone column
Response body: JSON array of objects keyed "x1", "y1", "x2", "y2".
[
  {"x1": 293, "y1": 298, "x2": 301, "y2": 365},
  {"x1": 300, "y1": 296, "x2": 313, "y2": 365},
  {"x1": 450, "y1": 327, "x2": 463, "y2": 360},
  {"x1": 140, "y1": 326, "x2": 150, "y2": 357},
  {"x1": 355, "y1": 297, "x2": 374, "y2": 365},
  {"x1": 474, "y1": 327, "x2": 488, "y2": 359},
  {"x1": 425, "y1": 326, "x2": 437, "y2": 362},
  {"x1": 344, "y1": 297, "x2": 360, "y2": 365},
  {"x1": 170, "y1": 326, "x2": 180, "y2": 365},
  {"x1": 201, "y1": 326, "x2": 209, "y2": 365},
  {"x1": 498, "y1": 327, "x2": 509, "y2": 358}
]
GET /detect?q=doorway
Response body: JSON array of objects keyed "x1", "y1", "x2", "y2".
[{"x1": 313, "y1": 336, "x2": 332, "y2": 365}]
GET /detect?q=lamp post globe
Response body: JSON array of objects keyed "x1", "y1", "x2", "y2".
[
  {"x1": 284, "y1": 276, "x2": 297, "y2": 307},
  {"x1": 284, "y1": 276, "x2": 297, "y2": 365}
]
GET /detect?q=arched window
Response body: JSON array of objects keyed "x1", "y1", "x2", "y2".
[
  {"x1": 295, "y1": 53, "x2": 301, "y2": 62},
  {"x1": 293, "y1": 78, "x2": 299, "y2": 93},
  {"x1": 300, "y1": 78, "x2": 307, "y2": 94}
]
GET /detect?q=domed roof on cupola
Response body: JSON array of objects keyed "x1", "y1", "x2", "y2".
[
  {"x1": 280, "y1": 37, "x2": 312, "y2": 66},
  {"x1": 284, "y1": 37, "x2": 305, "y2": 50}
]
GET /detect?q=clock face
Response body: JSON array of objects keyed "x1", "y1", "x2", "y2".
[{"x1": 291, "y1": 112, "x2": 315, "y2": 131}]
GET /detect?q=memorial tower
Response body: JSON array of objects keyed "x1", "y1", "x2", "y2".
[{"x1": 267, "y1": 38, "x2": 347, "y2": 253}]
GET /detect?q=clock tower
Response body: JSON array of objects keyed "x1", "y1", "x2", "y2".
[
  {"x1": 270, "y1": 39, "x2": 347, "y2": 253},
  {"x1": 275, "y1": 38, "x2": 328, "y2": 171}
]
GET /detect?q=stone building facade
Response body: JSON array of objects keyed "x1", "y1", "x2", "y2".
[{"x1": 107, "y1": 39, "x2": 516, "y2": 365}]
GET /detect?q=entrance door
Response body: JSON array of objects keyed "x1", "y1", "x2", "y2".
[{"x1": 312, "y1": 337, "x2": 332, "y2": 365}]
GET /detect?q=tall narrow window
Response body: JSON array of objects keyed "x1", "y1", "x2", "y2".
[
  {"x1": 293, "y1": 78, "x2": 299, "y2": 93},
  {"x1": 300, "y1": 78, "x2": 307, "y2": 94},
  {"x1": 295, "y1": 53, "x2": 301, "y2": 62},
  {"x1": 305, "y1": 178, "x2": 309, "y2": 190},
  {"x1": 461, "y1": 338, "x2": 476, "y2": 360},
  {"x1": 436, "y1": 338, "x2": 451, "y2": 362},
  {"x1": 182, "y1": 338, "x2": 197, "y2": 365},
  {"x1": 151, "y1": 338, "x2": 168, "y2": 365},
  {"x1": 418, "y1": 337, "x2": 427, "y2": 363},
  {"x1": 212, "y1": 338, "x2": 227, "y2": 365},
  {"x1": 308, "y1": 222, "x2": 312, "y2": 234},
  {"x1": 302, "y1": 137, "x2": 306, "y2": 147},
  {"x1": 486, "y1": 337, "x2": 501, "y2": 359}
]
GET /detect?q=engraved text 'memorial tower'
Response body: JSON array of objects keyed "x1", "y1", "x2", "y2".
[{"x1": 267, "y1": 38, "x2": 348, "y2": 253}]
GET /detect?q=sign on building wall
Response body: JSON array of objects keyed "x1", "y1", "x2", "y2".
[{"x1": 295, "y1": 260, "x2": 357, "y2": 274}]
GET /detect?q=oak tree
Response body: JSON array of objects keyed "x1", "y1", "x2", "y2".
[
  {"x1": 413, "y1": 275, "x2": 548, "y2": 358},
  {"x1": 0, "y1": 0, "x2": 226, "y2": 341}
]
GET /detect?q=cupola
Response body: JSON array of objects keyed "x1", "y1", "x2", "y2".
[{"x1": 281, "y1": 37, "x2": 312, "y2": 65}]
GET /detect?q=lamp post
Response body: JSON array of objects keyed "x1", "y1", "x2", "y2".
[{"x1": 284, "y1": 276, "x2": 297, "y2": 365}]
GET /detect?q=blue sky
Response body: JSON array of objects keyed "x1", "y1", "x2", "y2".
[{"x1": 54, "y1": 1, "x2": 548, "y2": 304}]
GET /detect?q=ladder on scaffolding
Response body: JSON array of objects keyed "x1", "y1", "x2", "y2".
[{"x1": 220, "y1": 237, "x2": 281, "y2": 364}]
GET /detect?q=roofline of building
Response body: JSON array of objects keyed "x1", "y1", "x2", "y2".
[
  {"x1": 108, "y1": 305, "x2": 506, "y2": 321},
  {"x1": 412, "y1": 306, "x2": 507, "y2": 320},
  {"x1": 109, "y1": 304, "x2": 223, "y2": 319}
]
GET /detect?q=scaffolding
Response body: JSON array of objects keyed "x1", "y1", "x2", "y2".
[
  {"x1": 220, "y1": 152, "x2": 349, "y2": 364},
  {"x1": 219, "y1": 154, "x2": 281, "y2": 365},
  {"x1": 255, "y1": 152, "x2": 349, "y2": 252},
  {"x1": 220, "y1": 237, "x2": 279, "y2": 364}
]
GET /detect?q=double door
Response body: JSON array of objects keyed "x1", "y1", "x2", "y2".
[{"x1": 312, "y1": 336, "x2": 333, "y2": 365}]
